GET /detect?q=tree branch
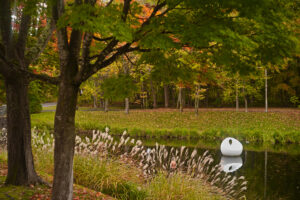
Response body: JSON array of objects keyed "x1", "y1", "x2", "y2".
[
  {"x1": 27, "y1": 71, "x2": 60, "y2": 85},
  {"x1": 16, "y1": 11, "x2": 31, "y2": 62},
  {"x1": 80, "y1": 43, "x2": 131, "y2": 82},
  {"x1": 0, "y1": 59, "x2": 14, "y2": 78},
  {"x1": 92, "y1": 36, "x2": 113, "y2": 42},
  {"x1": 105, "y1": 0, "x2": 114, "y2": 7},
  {"x1": 52, "y1": 0, "x2": 70, "y2": 68},
  {"x1": 124, "y1": 53, "x2": 137, "y2": 66},
  {"x1": 26, "y1": 21, "x2": 55, "y2": 65},
  {"x1": 0, "y1": 0, "x2": 12, "y2": 54},
  {"x1": 75, "y1": 39, "x2": 119, "y2": 83},
  {"x1": 0, "y1": 53, "x2": 59, "y2": 84},
  {"x1": 81, "y1": 33, "x2": 93, "y2": 67},
  {"x1": 126, "y1": 47, "x2": 153, "y2": 52}
]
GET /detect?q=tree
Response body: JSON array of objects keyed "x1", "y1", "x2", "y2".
[
  {"x1": 50, "y1": 0, "x2": 298, "y2": 199},
  {"x1": 122, "y1": 54, "x2": 136, "y2": 113},
  {"x1": 101, "y1": 74, "x2": 137, "y2": 108},
  {"x1": 0, "y1": 0, "x2": 55, "y2": 185}
]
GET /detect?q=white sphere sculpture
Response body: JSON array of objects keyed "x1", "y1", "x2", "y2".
[{"x1": 220, "y1": 137, "x2": 243, "y2": 156}]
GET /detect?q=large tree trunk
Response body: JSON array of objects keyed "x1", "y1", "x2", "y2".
[
  {"x1": 125, "y1": 98, "x2": 129, "y2": 114},
  {"x1": 5, "y1": 77, "x2": 42, "y2": 185},
  {"x1": 164, "y1": 84, "x2": 169, "y2": 108},
  {"x1": 265, "y1": 68, "x2": 268, "y2": 113},
  {"x1": 52, "y1": 82, "x2": 79, "y2": 200}
]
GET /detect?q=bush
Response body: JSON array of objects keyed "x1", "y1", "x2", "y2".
[
  {"x1": 29, "y1": 81, "x2": 43, "y2": 114},
  {"x1": 29, "y1": 94, "x2": 42, "y2": 114}
]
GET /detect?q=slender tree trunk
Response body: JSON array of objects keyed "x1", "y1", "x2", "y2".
[
  {"x1": 150, "y1": 79, "x2": 157, "y2": 108},
  {"x1": 164, "y1": 84, "x2": 169, "y2": 108},
  {"x1": 195, "y1": 85, "x2": 200, "y2": 116},
  {"x1": 177, "y1": 91, "x2": 180, "y2": 109},
  {"x1": 100, "y1": 98, "x2": 104, "y2": 108},
  {"x1": 242, "y1": 85, "x2": 248, "y2": 112},
  {"x1": 123, "y1": 56, "x2": 130, "y2": 113},
  {"x1": 265, "y1": 68, "x2": 268, "y2": 113},
  {"x1": 125, "y1": 98, "x2": 129, "y2": 114},
  {"x1": 182, "y1": 88, "x2": 185, "y2": 108},
  {"x1": 104, "y1": 99, "x2": 109, "y2": 112},
  {"x1": 152, "y1": 91, "x2": 157, "y2": 108},
  {"x1": 235, "y1": 79, "x2": 239, "y2": 112},
  {"x1": 5, "y1": 77, "x2": 42, "y2": 185},
  {"x1": 52, "y1": 82, "x2": 79, "y2": 200},
  {"x1": 195, "y1": 98, "x2": 199, "y2": 115},
  {"x1": 92, "y1": 95, "x2": 97, "y2": 108},
  {"x1": 179, "y1": 87, "x2": 183, "y2": 113}
]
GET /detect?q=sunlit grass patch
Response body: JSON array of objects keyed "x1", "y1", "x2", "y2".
[{"x1": 31, "y1": 110, "x2": 300, "y2": 144}]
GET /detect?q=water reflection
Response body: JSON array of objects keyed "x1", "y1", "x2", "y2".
[
  {"x1": 140, "y1": 138, "x2": 300, "y2": 200},
  {"x1": 220, "y1": 156, "x2": 243, "y2": 173}
]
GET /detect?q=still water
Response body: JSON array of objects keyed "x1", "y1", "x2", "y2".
[{"x1": 142, "y1": 138, "x2": 300, "y2": 200}]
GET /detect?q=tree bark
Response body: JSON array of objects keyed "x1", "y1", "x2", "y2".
[
  {"x1": 104, "y1": 99, "x2": 109, "y2": 112},
  {"x1": 265, "y1": 68, "x2": 268, "y2": 113},
  {"x1": 164, "y1": 84, "x2": 169, "y2": 108},
  {"x1": 125, "y1": 98, "x2": 129, "y2": 114},
  {"x1": 52, "y1": 82, "x2": 79, "y2": 200},
  {"x1": 5, "y1": 77, "x2": 42, "y2": 185}
]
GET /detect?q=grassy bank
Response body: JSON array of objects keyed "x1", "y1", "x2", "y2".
[
  {"x1": 0, "y1": 149, "x2": 224, "y2": 200},
  {"x1": 32, "y1": 109, "x2": 300, "y2": 144},
  {"x1": 0, "y1": 150, "x2": 115, "y2": 200}
]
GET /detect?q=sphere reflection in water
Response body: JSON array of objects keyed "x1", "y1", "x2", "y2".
[{"x1": 220, "y1": 156, "x2": 243, "y2": 173}]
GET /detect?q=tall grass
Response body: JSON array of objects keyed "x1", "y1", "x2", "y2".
[
  {"x1": 147, "y1": 172, "x2": 224, "y2": 200},
  {"x1": 0, "y1": 128, "x2": 242, "y2": 199},
  {"x1": 73, "y1": 156, "x2": 146, "y2": 200}
]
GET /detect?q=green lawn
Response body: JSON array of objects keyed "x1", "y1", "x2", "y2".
[{"x1": 31, "y1": 109, "x2": 300, "y2": 144}]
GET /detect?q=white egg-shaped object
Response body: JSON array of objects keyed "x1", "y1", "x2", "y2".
[
  {"x1": 220, "y1": 156, "x2": 243, "y2": 173},
  {"x1": 220, "y1": 137, "x2": 243, "y2": 156}
]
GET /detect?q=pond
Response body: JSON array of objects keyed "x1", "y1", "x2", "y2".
[{"x1": 141, "y1": 138, "x2": 300, "y2": 200}]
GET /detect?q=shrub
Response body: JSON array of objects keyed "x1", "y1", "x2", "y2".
[
  {"x1": 29, "y1": 81, "x2": 43, "y2": 114},
  {"x1": 29, "y1": 94, "x2": 42, "y2": 114}
]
